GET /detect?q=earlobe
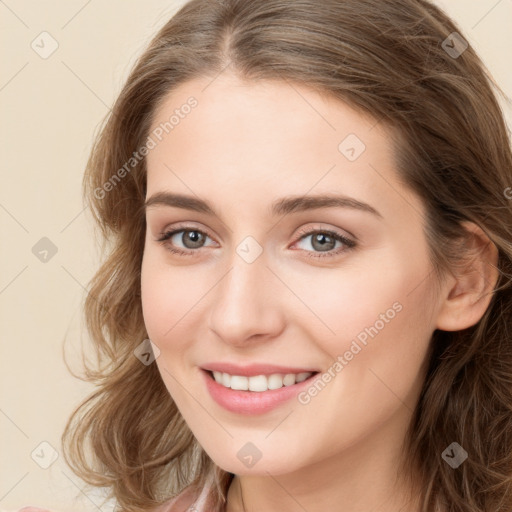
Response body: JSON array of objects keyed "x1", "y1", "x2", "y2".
[{"x1": 435, "y1": 221, "x2": 499, "y2": 332}]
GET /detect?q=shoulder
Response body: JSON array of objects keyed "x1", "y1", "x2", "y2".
[
  {"x1": 7, "y1": 483, "x2": 214, "y2": 512},
  {"x1": 4, "y1": 500, "x2": 202, "y2": 512}
]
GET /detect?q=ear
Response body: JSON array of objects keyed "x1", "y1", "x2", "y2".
[{"x1": 435, "y1": 221, "x2": 499, "y2": 331}]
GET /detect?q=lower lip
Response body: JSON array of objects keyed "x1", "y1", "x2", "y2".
[{"x1": 200, "y1": 369, "x2": 319, "y2": 415}]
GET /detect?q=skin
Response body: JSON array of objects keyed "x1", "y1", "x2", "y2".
[{"x1": 140, "y1": 72, "x2": 498, "y2": 512}]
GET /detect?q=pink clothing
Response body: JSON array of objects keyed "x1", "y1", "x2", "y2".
[{"x1": 154, "y1": 480, "x2": 214, "y2": 511}]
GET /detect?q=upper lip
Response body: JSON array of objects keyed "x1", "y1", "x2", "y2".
[{"x1": 201, "y1": 362, "x2": 320, "y2": 377}]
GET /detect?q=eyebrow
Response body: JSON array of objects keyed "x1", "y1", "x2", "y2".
[{"x1": 143, "y1": 192, "x2": 383, "y2": 219}]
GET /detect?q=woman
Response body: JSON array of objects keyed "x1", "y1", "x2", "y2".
[{"x1": 56, "y1": 0, "x2": 512, "y2": 511}]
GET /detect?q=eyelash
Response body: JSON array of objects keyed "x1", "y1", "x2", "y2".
[{"x1": 155, "y1": 224, "x2": 356, "y2": 259}]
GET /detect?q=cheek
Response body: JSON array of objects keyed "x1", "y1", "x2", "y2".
[
  {"x1": 288, "y1": 254, "x2": 435, "y2": 457},
  {"x1": 141, "y1": 250, "x2": 186, "y2": 344},
  {"x1": 140, "y1": 250, "x2": 207, "y2": 405},
  {"x1": 291, "y1": 249, "x2": 435, "y2": 367},
  {"x1": 140, "y1": 247, "x2": 216, "y2": 351}
]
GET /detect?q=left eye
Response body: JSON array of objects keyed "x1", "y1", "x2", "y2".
[
  {"x1": 294, "y1": 231, "x2": 354, "y2": 254},
  {"x1": 291, "y1": 230, "x2": 356, "y2": 258}
]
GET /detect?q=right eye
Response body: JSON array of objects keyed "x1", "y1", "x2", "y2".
[{"x1": 156, "y1": 226, "x2": 217, "y2": 256}]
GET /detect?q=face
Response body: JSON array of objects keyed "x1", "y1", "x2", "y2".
[{"x1": 140, "y1": 73, "x2": 443, "y2": 476}]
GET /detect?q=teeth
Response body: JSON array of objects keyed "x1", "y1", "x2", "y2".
[
  {"x1": 211, "y1": 371, "x2": 313, "y2": 392},
  {"x1": 230, "y1": 375, "x2": 248, "y2": 390}
]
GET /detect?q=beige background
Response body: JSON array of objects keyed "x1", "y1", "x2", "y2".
[{"x1": 0, "y1": 1, "x2": 510, "y2": 510}]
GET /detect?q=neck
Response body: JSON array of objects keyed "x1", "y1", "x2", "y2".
[{"x1": 225, "y1": 405, "x2": 424, "y2": 512}]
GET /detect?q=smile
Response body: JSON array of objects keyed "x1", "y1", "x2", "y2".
[
  {"x1": 201, "y1": 369, "x2": 320, "y2": 415},
  {"x1": 211, "y1": 370, "x2": 314, "y2": 392}
]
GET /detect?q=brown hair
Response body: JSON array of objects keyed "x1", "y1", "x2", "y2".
[{"x1": 61, "y1": 1, "x2": 512, "y2": 511}]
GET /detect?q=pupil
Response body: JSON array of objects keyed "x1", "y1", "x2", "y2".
[
  {"x1": 185, "y1": 230, "x2": 204, "y2": 248},
  {"x1": 313, "y1": 233, "x2": 334, "y2": 251}
]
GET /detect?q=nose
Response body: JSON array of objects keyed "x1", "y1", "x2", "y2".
[{"x1": 207, "y1": 251, "x2": 286, "y2": 347}]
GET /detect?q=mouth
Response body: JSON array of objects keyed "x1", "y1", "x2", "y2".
[{"x1": 200, "y1": 366, "x2": 322, "y2": 415}]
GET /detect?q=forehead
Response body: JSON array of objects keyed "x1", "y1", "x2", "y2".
[
  {"x1": 144, "y1": 73, "x2": 421, "y2": 224},
  {"x1": 148, "y1": 73, "x2": 383, "y2": 152}
]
